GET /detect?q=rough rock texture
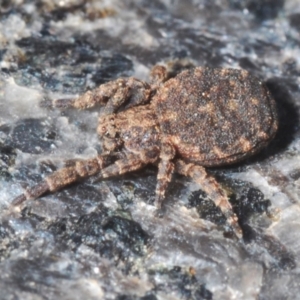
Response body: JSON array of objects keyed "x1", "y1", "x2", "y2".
[{"x1": 1, "y1": 0, "x2": 300, "y2": 299}]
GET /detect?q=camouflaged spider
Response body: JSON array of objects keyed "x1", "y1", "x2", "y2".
[{"x1": 11, "y1": 63, "x2": 278, "y2": 238}]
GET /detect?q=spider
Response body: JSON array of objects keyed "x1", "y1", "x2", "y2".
[{"x1": 11, "y1": 63, "x2": 278, "y2": 239}]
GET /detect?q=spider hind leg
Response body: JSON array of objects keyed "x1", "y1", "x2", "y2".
[{"x1": 175, "y1": 159, "x2": 243, "y2": 239}]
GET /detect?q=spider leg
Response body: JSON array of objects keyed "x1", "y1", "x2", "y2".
[
  {"x1": 150, "y1": 59, "x2": 195, "y2": 85},
  {"x1": 99, "y1": 154, "x2": 147, "y2": 179},
  {"x1": 11, "y1": 154, "x2": 112, "y2": 207},
  {"x1": 154, "y1": 143, "x2": 175, "y2": 210},
  {"x1": 53, "y1": 78, "x2": 152, "y2": 115},
  {"x1": 175, "y1": 159, "x2": 243, "y2": 239}
]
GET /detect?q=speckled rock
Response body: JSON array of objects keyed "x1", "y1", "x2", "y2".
[{"x1": 1, "y1": 0, "x2": 300, "y2": 299}]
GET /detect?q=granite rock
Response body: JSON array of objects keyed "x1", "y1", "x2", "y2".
[{"x1": 1, "y1": 0, "x2": 300, "y2": 299}]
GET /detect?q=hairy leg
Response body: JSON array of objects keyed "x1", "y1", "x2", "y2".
[
  {"x1": 99, "y1": 155, "x2": 146, "y2": 179},
  {"x1": 53, "y1": 78, "x2": 152, "y2": 115},
  {"x1": 150, "y1": 59, "x2": 195, "y2": 86},
  {"x1": 11, "y1": 154, "x2": 112, "y2": 206},
  {"x1": 154, "y1": 143, "x2": 175, "y2": 210},
  {"x1": 175, "y1": 159, "x2": 242, "y2": 239},
  {"x1": 11, "y1": 150, "x2": 157, "y2": 207}
]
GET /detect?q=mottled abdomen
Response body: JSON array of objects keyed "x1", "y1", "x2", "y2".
[{"x1": 153, "y1": 67, "x2": 278, "y2": 166}]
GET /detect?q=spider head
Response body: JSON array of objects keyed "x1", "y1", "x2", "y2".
[{"x1": 98, "y1": 114, "x2": 123, "y2": 151}]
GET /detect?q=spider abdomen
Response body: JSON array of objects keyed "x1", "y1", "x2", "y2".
[{"x1": 153, "y1": 67, "x2": 278, "y2": 166}]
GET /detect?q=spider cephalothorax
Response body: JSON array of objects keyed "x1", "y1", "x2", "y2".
[{"x1": 11, "y1": 63, "x2": 278, "y2": 239}]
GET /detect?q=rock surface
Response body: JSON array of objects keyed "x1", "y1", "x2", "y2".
[{"x1": 1, "y1": 0, "x2": 300, "y2": 299}]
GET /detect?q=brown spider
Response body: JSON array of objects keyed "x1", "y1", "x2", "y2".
[{"x1": 11, "y1": 64, "x2": 278, "y2": 239}]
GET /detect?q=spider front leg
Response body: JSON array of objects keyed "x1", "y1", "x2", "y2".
[
  {"x1": 53, "y1": 77, "x2": 152, "y2": 115},
  {"x1": 11, "y1": 154, "x2": 112, "y2": 207},
  {"x1": 98, "y1": 154, "x2": 146, "y2": 179},
  {"x1": 175, "y1": 159, "x2": 243, "y2": 239}
]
